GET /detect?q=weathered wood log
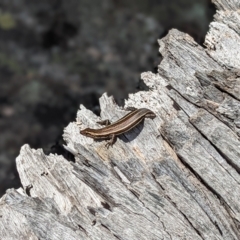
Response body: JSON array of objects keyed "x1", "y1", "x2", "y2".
[{"x1": 1, "y1": 0, "x2": 240, "y2": 239}]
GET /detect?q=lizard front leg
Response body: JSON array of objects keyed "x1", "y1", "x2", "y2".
[
  {"x1": 105, "y1": 134, "x2": 116, "y2": 148},
  {"x1": 97, "y1": 119, "x2": 111, "y2": 126}
]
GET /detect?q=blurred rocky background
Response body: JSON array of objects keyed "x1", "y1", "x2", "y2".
[{"x1": 0, "y1": 0, "x2": 215, "y2": 196}]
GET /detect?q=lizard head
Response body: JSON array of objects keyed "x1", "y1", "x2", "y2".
[{"x1": 80, "y1": 128, "x2": 94, "y2": 138}]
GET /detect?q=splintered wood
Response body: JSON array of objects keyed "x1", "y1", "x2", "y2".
[{"x1": 1, "y1": 0, "x2": 240, "y2": 239}]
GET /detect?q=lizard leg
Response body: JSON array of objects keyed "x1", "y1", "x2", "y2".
[
  {"x1": 124, "y1": 107, "x2": 137, "y2": 112},
  {"x1": 105, "y1": 134, "x2": 116, "y2": 148},
  {"x1": 97, "y1": 119, "x2": 111, "y2": 126}
]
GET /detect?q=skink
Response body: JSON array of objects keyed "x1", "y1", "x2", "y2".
[{"x1": 80, "y1": 108, "x2": 156, "y2": 147}]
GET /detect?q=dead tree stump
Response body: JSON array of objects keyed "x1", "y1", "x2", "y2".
[{"x1": 1, "y1": 0, "x2": 240, "y2": 239}]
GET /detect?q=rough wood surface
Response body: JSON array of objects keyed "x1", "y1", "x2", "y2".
[{"x1": 1, "y1": 0, "x2": 240, "y2": 239}]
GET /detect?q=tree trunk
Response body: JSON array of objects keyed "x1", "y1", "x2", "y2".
[{"x1": 1, "y1": 0, "x2": 240, "y2": 239}]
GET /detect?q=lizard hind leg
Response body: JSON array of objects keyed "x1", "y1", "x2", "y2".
[{"x1": 145, "y1": 112, "x2": 156, "y2": 119}]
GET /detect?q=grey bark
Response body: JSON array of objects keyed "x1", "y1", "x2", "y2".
[{"x1": 1, "y1": 0, "x2": 240, "y2": 239}]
